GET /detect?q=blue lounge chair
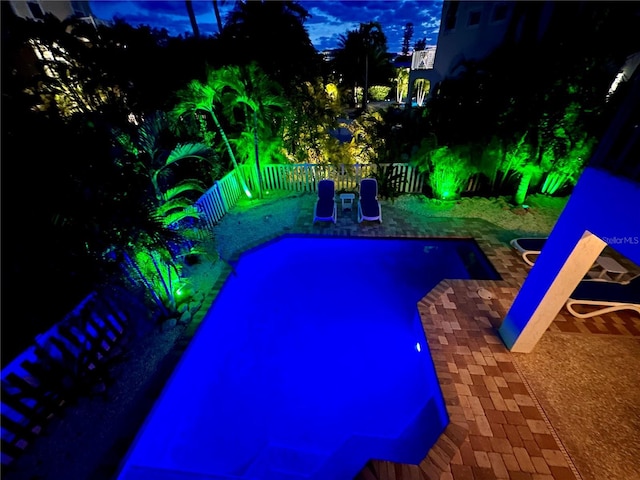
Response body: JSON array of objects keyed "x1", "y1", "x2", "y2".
[
  {"x1": 313, "y1": 179, "x2": 337, "y2": 224},
  {"x1": 565, "y1": 276, "x2": 640, "y2": 318},
  {"x1": 510, "y1": 237, "x2": 547, "y2": 266},
  {"x1": 357, "y1": 178, "x2": 382, "y2": 223}
]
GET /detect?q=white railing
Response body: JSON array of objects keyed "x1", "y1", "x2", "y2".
[{"x1": 195, "y1": 163, "x2": 426, "y2": 233}]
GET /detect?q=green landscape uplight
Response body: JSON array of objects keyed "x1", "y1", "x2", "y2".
[{"x1": 426, "y1": 147, "x2": 471, "y2": 201}]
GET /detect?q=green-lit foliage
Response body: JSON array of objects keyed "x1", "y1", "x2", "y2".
[
  {"x1": 217, "y1": 63, "x2": 289, "y2": 198},
  {"x1": 513, "y1": 163, "x2": 542, "y2": 206},
  {"x1": 108, "y1": 111, "x2": 216, "y2": 315},
  {"x1": 231, "y1": 130, "x2": 287, "y2": 171},
  {"x1": 497, "y1": 133, "x2": 532, "y2": 190},
  {"x1": 374, "y1": 104, "x2": 434, "y2": 167},
  {"x1": 107, "y1": 112, "x2": 212, "y2": 317},
  {"x1": 538, "y1": 103, "x2": 596, "y2": 195},
  {"x1": 368, "y1": 85, "x2": 391, "y2": 101},
  {"x1": 172, "y1": 67, "x2": 252, "y2": 197},
  {"x1": 128, "y1": 248, "x2": 182, "y2": 313},
  {"x1": 497, "y1": 133, "x2": 540, "y2": 205},
  {"x1": 112, "y1": 111, "x2": 214, "y2": 228},
  {"x1": 505, "y1": 101, "x2": 595, "y2": 204},
  {"x1": 541, "y1": 133, "x2": 595, "y2": 195},
  {"x1": 420, "y1": 145, "x2": 475, "y2": 200}
]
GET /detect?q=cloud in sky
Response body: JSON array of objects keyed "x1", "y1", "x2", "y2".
[{"x1": 89, "y1": 0, "x2": 443, "y2": 53}]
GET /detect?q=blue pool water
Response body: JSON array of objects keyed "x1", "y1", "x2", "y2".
[{"x1": 117, "y1": 236, "x2": 500, "y2": 480}]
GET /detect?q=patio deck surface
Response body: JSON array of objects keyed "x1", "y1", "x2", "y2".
[{"x1": 215, "y1": 194, "x2": 640, "y2": 480}]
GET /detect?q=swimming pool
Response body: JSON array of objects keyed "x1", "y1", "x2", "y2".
[{"x1": 117, "y1": 235, "x2": 500, "y2": 480}]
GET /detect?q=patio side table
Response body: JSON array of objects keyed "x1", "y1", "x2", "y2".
[{"x1": 339, "y1": 193, "x2": 355, "y2": 212}]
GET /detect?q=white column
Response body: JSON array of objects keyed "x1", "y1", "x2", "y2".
[{"x1": 500, "y1": 231, "x2": 606, "y2": 353}]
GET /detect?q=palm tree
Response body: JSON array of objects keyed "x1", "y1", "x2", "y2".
[
  {"x1": 185, "y1": 0, "x2": 200, "y2": 38},
  {"x1": 111, "y1": 110, "x2": 217, "y2": 313},
  {"x1": 218, "y1": 63, "x2": 289, "y2": 198},
  {"x1": 218, "y1": 0, "x2": 320, "y2": 91},
  {"x1": 173, "y1": 68, "x2": 253, "y2": 197},
  {"x1": 395, "y1": 67, "x2": 409, "y2": 103},
  {"x1": 212, "y1": 0, "x2": 225, "y2": 35},
  {"x1": 113, "y1": 111, "x2": 214, "y2": 226},
  {"x1": 334, "y1": 22, "x2": 394, "y2": 109}
]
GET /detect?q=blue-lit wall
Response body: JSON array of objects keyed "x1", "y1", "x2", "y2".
[{"x1": 499, "y1": 166, "x2": 640, "y2": 350}]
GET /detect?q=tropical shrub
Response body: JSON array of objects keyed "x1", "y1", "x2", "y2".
[
  {"x1": 417, "y1": 145, "x2": 475, "y2": 200},
  {"x1": 112, "y1": 111, "x2": 215, "y2": 228},
  {"x1": 540, "y1": 134, "x2": 594, "y2": 195},
  {"x1": 368, "y1": 85, "x2": 391, "y2": 101},
  {"x1": 372, "y1": 163, "x2": 404, "y2": 200}
]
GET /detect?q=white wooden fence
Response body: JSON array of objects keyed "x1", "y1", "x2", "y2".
[{"x1": 195, "y1": 163, "x2": 425, "y2": 233}]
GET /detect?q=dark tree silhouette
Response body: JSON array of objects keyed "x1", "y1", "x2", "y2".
[
  {"x1": 402, "y1": 22, "x2": 414, "y2": 55},
  {"x1": 333, "y1": 22, "x2": 395, "y2": 109},
  {"x1": 212, "y1": 0, "x2": 224, "y2": 35},
  {"x1": 217, "y1": 0, "x2": 321, "y2": 92},
  {"x1": 185, "y1": 0, "x2": 200, "y2": 38}
]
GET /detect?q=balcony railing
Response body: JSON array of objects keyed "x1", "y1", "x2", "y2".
[{"x1": 411, "y1": 47, "x2": 437, "y2": 70}]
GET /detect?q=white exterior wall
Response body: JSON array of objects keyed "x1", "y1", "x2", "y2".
[
  {"x1": 434, "y1": 1, "x2": 513, "y2": 78},
  {"x1": 9, "y1": 0, "x2": 92, "y2": 22}
]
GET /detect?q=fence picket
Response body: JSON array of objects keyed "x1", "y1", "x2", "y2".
[{"x1": 194, "y1": 163, "x2": 426, "y2": 229}]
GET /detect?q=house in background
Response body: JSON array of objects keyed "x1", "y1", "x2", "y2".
[
  {"x1": 407, "y1": 1, "x2": 524, "y2": 104},
  {"x1": 8, "y1": 0, "x2": 108, "y2": 28},
  {"x1": 408, "y1": 1, "x2": 638, "y2": 105}
]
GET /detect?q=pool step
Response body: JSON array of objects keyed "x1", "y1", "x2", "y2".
[{"x1": 243, "y1": 443, "x2": 329, "y2": 479}]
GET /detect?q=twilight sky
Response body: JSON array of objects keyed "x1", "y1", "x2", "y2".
[{"x1": 89, "y1": 0, "x2": 443, "y2": 53}]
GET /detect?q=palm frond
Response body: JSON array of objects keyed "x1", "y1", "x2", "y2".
[
  {"x1": 165, "y1": 143, "x2": 212, "y2": 166},
  {"x1": 156, "y1": 197, "x2": 197, "y2": 217},
  {"x1": 138, "y1": 111, "x2": 167, "y2": 156},
  {"x1": 162, "y1": 209, "x2": 201, "y2": 228},
  {"x1": 163, "y1": 179, "x2": 207, "y2": 202}
]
